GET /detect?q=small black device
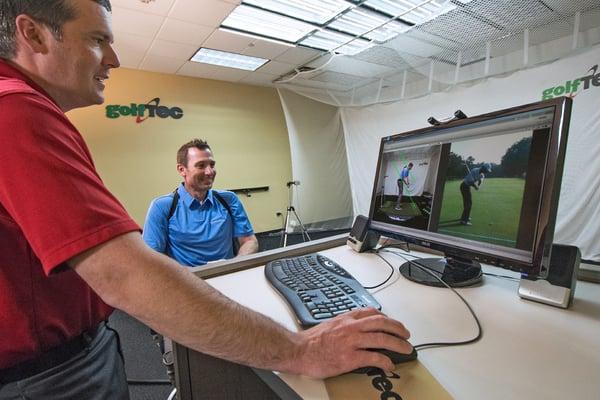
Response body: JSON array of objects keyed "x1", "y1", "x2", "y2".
[
  {"x1": 352, "y1": 347, "x2": 418, "y2": 374},
  {"x1": 427, "y1": 116, "x2": 441, "y2": 126},
  {"x1": 347, "y1": 215, "x2": 380, "y2": 253},
  {"x1": 264, "y1": 253, "x2": 381, "y2": 328},
  {"x1": 453, "y1": 109, "x2": 468, "y2": 119}
]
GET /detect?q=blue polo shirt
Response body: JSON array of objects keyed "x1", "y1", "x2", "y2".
[
  {"x1": 463, "y1": 167, "x2": 484, "y2": 187},
  {"x1": 401, "y1": 166, "x2": 410, "y2": 180},
  {"x1": 143, "y1": 185, "x2": 254, "y2": 266}
]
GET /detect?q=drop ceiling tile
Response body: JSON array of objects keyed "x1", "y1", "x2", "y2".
[
  {"x1": 146, "y1": 39, "x2": 198, "y2": 60},
  {"x1": 239, "y1": 72, "x2": 278, "y2": 86},
  {"x1": 256, "y1": 61, "x2": 295, "y2": 75},
  {"x1": 177, "y1": 62, "x2": 250, "y2": 82},
  {"x1": 275, "y1": 46, "x2": 323, "y2": 64},
  {"x1": 110, "y1": 0, "x2": 176, "y2": 16},
  {"x1": 140, "y1": 54, "x2": 187, "y2": 75},
  {"x1": 112, "y1": 6, "x2": 165, "y2": 37},
  {"x1": 202, "y1": 28, "x2": 252, "y2": 53},
  {"x1": 112, "y1": 31, "x2": 154, "y2": 68},
  {"x1": 158, "y1": 18, "x2": 213, "y2": 46},
  {"x1": 205, "y1": 66, "x2": 252, "y2": 82},
  {"x1": 241, "y1": 37, "x2": 294, "y2": 60},
  {"x1": 177, "y1": 61, "x2": 215, "y2": 79},
  {"x1": 168, "y1": 0, "x2": 237, "y2": 27}
]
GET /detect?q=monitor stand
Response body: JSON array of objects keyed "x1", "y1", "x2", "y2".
[{"x1": 399, "y1": 256, "x2": 482, "y2": 287}]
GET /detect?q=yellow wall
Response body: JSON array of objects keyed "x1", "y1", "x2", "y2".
[{"x1": 68, "y1": 68, "x2": 292, "y2": 233}]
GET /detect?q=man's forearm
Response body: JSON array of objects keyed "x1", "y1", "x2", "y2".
[
  {"x1": 70, "y1": 232, "x2": 414, "y2": 378},
  {"x1": 70, "y1": 233, "x2": 300, "y2": 373},
  {"x1": 237, "y1": 235, "x2": 259, "y2": 255}
]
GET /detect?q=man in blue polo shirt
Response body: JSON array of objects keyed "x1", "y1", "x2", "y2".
[
  {"x1": 395, "y1": 162, "x2": 413, "y2": 210},
  {"x1": 143, "y1": 139, "x2": 258, "y2": 266}
]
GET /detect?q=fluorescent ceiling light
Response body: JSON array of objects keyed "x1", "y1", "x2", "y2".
[
  {"x1": 328, "y1": 7, "x2": 410, "y2": 42},
  {"x1": 300, "y1": 29, "x2": 373, "y2": 55},
  {"x1": 221, "y1": 4, "x2": 316, "y2": 42},
  {"x1": 190, "y1": 48, "x2": 269, "y2": 71},
  {"x1": 243, "y1": 0, "x2": 352, "y2": 24},
  {"x1": 362, "y1": 0, "x2": 457, "y2": 25}
]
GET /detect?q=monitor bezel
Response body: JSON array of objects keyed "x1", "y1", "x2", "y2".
[{"x1": 367, "y1": 97, "x2": 572, "y2": 277}]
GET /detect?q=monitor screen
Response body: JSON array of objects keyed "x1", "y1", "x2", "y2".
[{"x1": 368, "y1": 98, "x2": 572, "y2": 286}]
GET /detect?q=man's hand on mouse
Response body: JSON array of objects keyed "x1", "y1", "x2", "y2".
[{"x1": 289, "y1": 307, "x2": 412, "y2": 378}]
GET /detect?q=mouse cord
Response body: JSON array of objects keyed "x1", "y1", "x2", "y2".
[
  {"x1": 380, "y1": 249, "x2": 483, "y2": 350},
  {"x1": 362, "y1": 249, "x2": 397, "y2": 289}
]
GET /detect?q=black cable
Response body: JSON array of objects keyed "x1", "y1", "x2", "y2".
[
  {"x1": 381, "y1": 245, "x2": 520, "y2": 283},
  {"x1": 127, "y1": 379, "x2": 172, "y2": 385},
  {"x1": 362, "y1": 249, "x2": 397, "y2": 289},
  {"x1": 482, "y1": 272, "x2": 520, "y2": 282},
  {"x1": 381, "y1": 249, "x2": 483, "y2": 351}
]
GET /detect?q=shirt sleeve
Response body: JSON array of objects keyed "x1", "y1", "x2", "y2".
[
  {"x1": 0, "y1": 92, "x2": 140, "y2": 274},
  {"x1": 142, "y1": 197, "x2": 170, "y2": 254},
  {"x1": 222, "y1": 192, "x2": 254, "y2": 237}
]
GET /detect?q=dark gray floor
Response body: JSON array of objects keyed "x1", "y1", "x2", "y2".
[{"x1": 109, "y1": 310, "x2": 173, "y2": 400}]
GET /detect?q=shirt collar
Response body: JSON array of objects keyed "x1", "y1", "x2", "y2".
[
  {"x1": 177, "y1": 183, "x2": 214, "y2": 208},
  {"x1": 0, "y1": 59, "x2": 60, "y2": 108}
]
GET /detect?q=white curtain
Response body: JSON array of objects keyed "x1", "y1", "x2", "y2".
[
  {"x1": 341, "y1": 44, "x2": 600, "y2": 261},
  {"x1": 278, "y1": 89, "x2": 353, "y2": 229}
]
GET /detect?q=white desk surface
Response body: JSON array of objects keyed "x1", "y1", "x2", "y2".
[{"x1": 205, "y1": 245, "x2": 600, "y2": 400}]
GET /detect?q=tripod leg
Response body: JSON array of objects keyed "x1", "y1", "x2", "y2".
[
  {"x1": 291, "y1": 209, "x2": 311, "y2": 242},
  {"x1": 281, "y1": 208, "x2": 292, "y2": 247}
]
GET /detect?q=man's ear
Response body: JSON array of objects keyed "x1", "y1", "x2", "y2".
[
  {"x1": 176, "y1": 164, "x2": 186, "y2": 177},
  {"x1": 14, "y1": 14, "x2": 51, "y2": 54}
]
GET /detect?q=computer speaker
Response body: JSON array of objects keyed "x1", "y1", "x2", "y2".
[
  {"x1": 347, "y1": 215, "x2": 380, "y2": 253},
  {"x1": 518, "y1": 244, "x2": 580, "y2": 308}
]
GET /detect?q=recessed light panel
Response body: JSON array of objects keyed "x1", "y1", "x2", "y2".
[
  {"x1": 362, "y1": 0, "x2": 457, "y2": 25},
  {"x1": 221, "y1": 4, "x2": 316, "y2": 42},
  {"x1": 243, "y1": 0, "x2": 352, "y2": 24},
  {"x1": 329, "y1": 7, "x2": 410, "y2": 42},
  {"x1": 190, "y1": 48, "x2": 269, "y2": 71},
  {"x1": 300, "y1": 29, "x2": 373, "y2": 55}
]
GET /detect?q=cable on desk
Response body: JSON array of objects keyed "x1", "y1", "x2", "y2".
[
  {"x1": 482, "y1": 272, "x2": 520, "y2": 282},
  {"x1": 381, "y1": 245, "x2": 521, "y2": 283},
  {"x1": 381, "y1": 249, "x2": 483, "y2": 351},
  {"x1": 361, "y1": 249, "x2": 397, "y2": 289}
]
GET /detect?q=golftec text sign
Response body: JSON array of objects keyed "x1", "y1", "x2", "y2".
[
  {"x1": 105, "y1": 97, "x2": 183, "y2": 123},
  {"x1": 542, "y1": 64, "x2": 599, "y2": 100}
]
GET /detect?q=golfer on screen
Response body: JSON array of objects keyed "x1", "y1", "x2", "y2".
[{"x1": 460, "y1": 163, "x2": 491, "y2": 225}]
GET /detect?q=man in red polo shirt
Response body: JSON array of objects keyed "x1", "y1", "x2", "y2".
[{"x1": 0, "y1": 1, "x2": 413, "y2": 398}]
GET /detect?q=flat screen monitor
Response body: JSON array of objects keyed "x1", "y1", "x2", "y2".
[{"x1": 368, "y1": 97, "x2": 572, "y2": 287}]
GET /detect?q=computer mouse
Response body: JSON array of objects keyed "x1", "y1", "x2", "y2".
[{"x1": 352, "y1": 347, "x2": 418, "y2": 374}]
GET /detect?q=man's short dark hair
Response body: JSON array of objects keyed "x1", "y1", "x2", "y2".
[
  {"x1": 177, "y1": 139, "x2": 212, "y2": 166},
  {"x1": 0, "y1": 0, "x2": 112, "y2": 59}
]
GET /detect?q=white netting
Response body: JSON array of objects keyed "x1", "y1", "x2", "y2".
[{"x1": 276, "y1": 0, "x2": 600, "y2": 106}]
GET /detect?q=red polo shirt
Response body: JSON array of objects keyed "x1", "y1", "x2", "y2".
[{"x1": 0, "y1": 60, "x2": 140, "y2": 369}]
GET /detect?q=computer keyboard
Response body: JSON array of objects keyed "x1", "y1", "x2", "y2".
[{"x1": 264, "y1": 253, "x2": 381, "y2": 328}]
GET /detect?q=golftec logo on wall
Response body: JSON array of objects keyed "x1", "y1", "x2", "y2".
[
  {"x1": 105, "y1": 97, "x2": 184, "y2": 123},
  {"x1": 542, "y1": 64, "x2": 599, "y2": 100}
]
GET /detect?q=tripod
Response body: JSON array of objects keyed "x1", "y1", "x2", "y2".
[{"x1": 280, "y1": 181, "x2": 311, "y2": 247}]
